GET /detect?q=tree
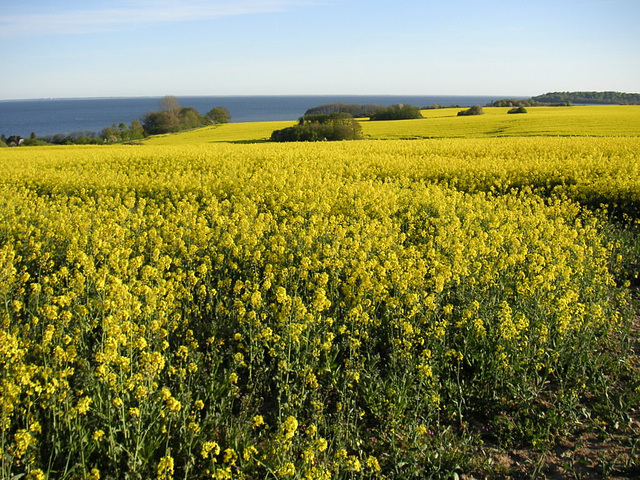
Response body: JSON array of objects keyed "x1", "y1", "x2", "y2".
[
  {"x1": 532, "y1": 91, "x2": 640, "y2": 105},
  {"x1": 369, "y1": 104, "x2": 423, "y2": 121},
  {"x1": 178, "y1": 107, "x2": 207, "y2": 129},
  {"x1": 304, "y1": 103, "x2": 383, "y2": 117},
  {"x1": 142, "y1": 106, "x2": 208, "y2": 135},
  {"x1": 206, "y1": 107, "x2": 231, "y2": 124},
  {"x1": 270, "y1": 113, "x2": 363, "y2": 142},
  {"x1": 130, "y1": 120, "x2": 144, "y2": 139},
  {"x1": 487, "y1": 99, "x2": 538, "y2": 107},
  {"x1": 140, "y1": 98, "x2": 228, "y2": 136},
  {"x1": 100, "y1": 126, "x2": 118, "y2": 143},
  {"x1": 142, "y1": 110, "x2": 180, "y2": 135},
  {"x1": 159, "y1": 95, "x2": 181, "y2": 112},
  {"x1": 457, "y1": 105, "x2": 484, "y2": 116},
  {"x1": 22, "y1": 136, "x2": 50, "y2": 146},
  {"x1": 159, "y1": 95, "x2": 181, "y2": 131}
]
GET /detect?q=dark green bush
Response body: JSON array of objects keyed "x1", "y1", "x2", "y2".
[
  {"x1": 22, "y1": 138, "x2": 52, "y2": 146},
  {"x1": 369, "y1": 104, "x2": 423, "y2": 121},
  {"x1": 270, "y1": 113, "x2": 363, "y2": 142},
  {"x1": 488, "y1": 99, "x2": 538, "y2": 107},
  {"x1": 206, "y1": 107, "x2": 232, "y2": 124},
  {"x1": 457, "y1": 105, "x2": 485, "y2": 116},
  {"x1": 142, "y1": 107, "x2": 209, "y2": 135},
  {"x1": 305, "y1": 102, "x2": 383, "y2": 117},
  {"x1": 508, "y1": 106, "x2": 528, "y2": 114}
]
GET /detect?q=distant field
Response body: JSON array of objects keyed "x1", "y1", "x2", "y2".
[
  {"x1": 1, "y1": 106, "x2": 639, "y2": 480},
  {"x1": 141, "y1": 105, "x2": 640, "y2": 144},
  {"x1": 363, "y1": 105, "x2": 640, "y2": 139},
  {"x1": 143, "y1": 120, "x2": 295, "y2": 145}
]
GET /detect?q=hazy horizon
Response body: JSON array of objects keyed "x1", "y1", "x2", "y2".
[{"x1": 1, "y1": 93, "x2": 535, "y2": 103}]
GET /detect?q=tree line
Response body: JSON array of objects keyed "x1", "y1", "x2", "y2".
[
  {"x1": 304, "y1": 103, "x2": 384, "y2": 117},
  {"x1": 487, "y1": 91, "x2": 640, "y2": 107},
  {"x1": 369, "y1": 104, "x2": 423, "y2": 120},
  {"x1": 486, "y1": 98, "x2": 542, "y2": 107},
  {"x1": 269, "y1": 104, "x2": 424, "y2": 143},
  {"x1": 303, "y1": 102, "x2": 424, "y2": 120},
  {"x1": 1, "y1": 96, "x2": 231, "y2": 147},
  {"x1": 141, "y1": 96, "x2": 231, "y2": 135},
  {"x1": 532, "y1": 91, "x2": 640, "y2": 105}
]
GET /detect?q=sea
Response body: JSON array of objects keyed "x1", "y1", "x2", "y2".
[{"x1": 0, "y1": 95, "x2": 524, "y2": 138}]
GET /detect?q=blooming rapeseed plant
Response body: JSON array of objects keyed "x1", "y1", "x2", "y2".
[{"x1": 0, "y1": 123, "x2": 637, "y2": 478}]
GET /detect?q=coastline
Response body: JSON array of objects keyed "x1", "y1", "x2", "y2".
[{"x1": 0, "y1": 95, "x2": 526, "y2": 137}]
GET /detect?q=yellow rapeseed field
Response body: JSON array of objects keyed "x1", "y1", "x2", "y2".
[
  {"x1": 140, "y1": 105, "x2": 640, "y2": 145},
  {"x1": 362, "y1": 105, "x2": 640, "y2": 139},
  {"x1": 0, "y1": 106, "x2": 638, "y2": 479}
]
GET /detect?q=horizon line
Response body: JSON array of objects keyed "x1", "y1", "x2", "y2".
[{"x1": 1, "y1": 93, "x2": 535, "y2": 103}]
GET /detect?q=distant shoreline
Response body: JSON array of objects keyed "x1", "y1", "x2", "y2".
[
  {"x1": 0, "y1": 94, "x2": 532, "y2": 103},
  {"x1": 1, "y1": 95, "x2": 525, "y2": 137}
]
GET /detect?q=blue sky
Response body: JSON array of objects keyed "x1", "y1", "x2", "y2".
[{"x1": 1, "y1": 0, "x2": 639, "y2": 99}]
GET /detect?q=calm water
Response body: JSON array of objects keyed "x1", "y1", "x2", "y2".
[{"x1": 0, "y1": 95, "x2": 521, "y2": 137}]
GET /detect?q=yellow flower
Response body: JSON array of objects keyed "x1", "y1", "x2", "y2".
[
  {"x1": 28, "y1": 469, "x2": 45, "y2": 480},
  {"x1": 214, "y1": 467, "x2": 232, "y2": 479},
  {"x1": 13, "y1": 429, "x2": 33, "y2": 459},
  {"x1": 243, "y1": 445, "x2": 258, "y2": 462},
  {"x1": 346, "y1": 456, "x2": 362, "y2": 472},
  {"x1": 135, "y1": 385, "x2": 148, "y2": 400},
  {"x1": 223, "y1": 448, "x2": 237, "y2": 465},
  {"x1": 277, "y1": 462, "x2": 296, "y2": 476},
  {"x1": 306, "y1": 424, "x2": 317, "y2": 438},
  {"x1": 282, "y1": 415, "x2": 298, "y2": 440},
  {"x1": 188, "y1": 422, "x2": 200, "y2": 433},
  {"x1": 315, "y1": 437, "x2": 328, "y2": 452},
  {"x1": 157, "y1": 455, "x2": 174, "y2": 480},
  {"x1": 250, "y1": 291, "x2": 262, "y2": 308},
  {"x1": 176, "y1": 345, "x2": 189, "y2": 361},
  {"x1": 417, "y1": 364, "x2": 433, "y2": 379},
  {"x1": 275, "y1": 286, "x2": 287, "y2": 303},
  {"x1": 166, "y1": 397, "x2": 181, "y2": 412},
  {"x1": 201, "y1": 441, "x2": 221, "y2": 459},
  {"x1": 42, "y1": 324, "x2": 55, "y2": 345},
  {"x1": 160, "y1": 387, "x2": 172, "y2": 401},
  {"x1": 301, "y1": 447, "x2": 315, "y2": 464},
  {"x1": 76, "y1": 396, "x2": 92, "y2": 415},
  {"x1": 366, "y1": 456, "x2": 381, "y2": 472},
  {"x1": 252, "y1": 415, "x2": 265, "y2": 428}
]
